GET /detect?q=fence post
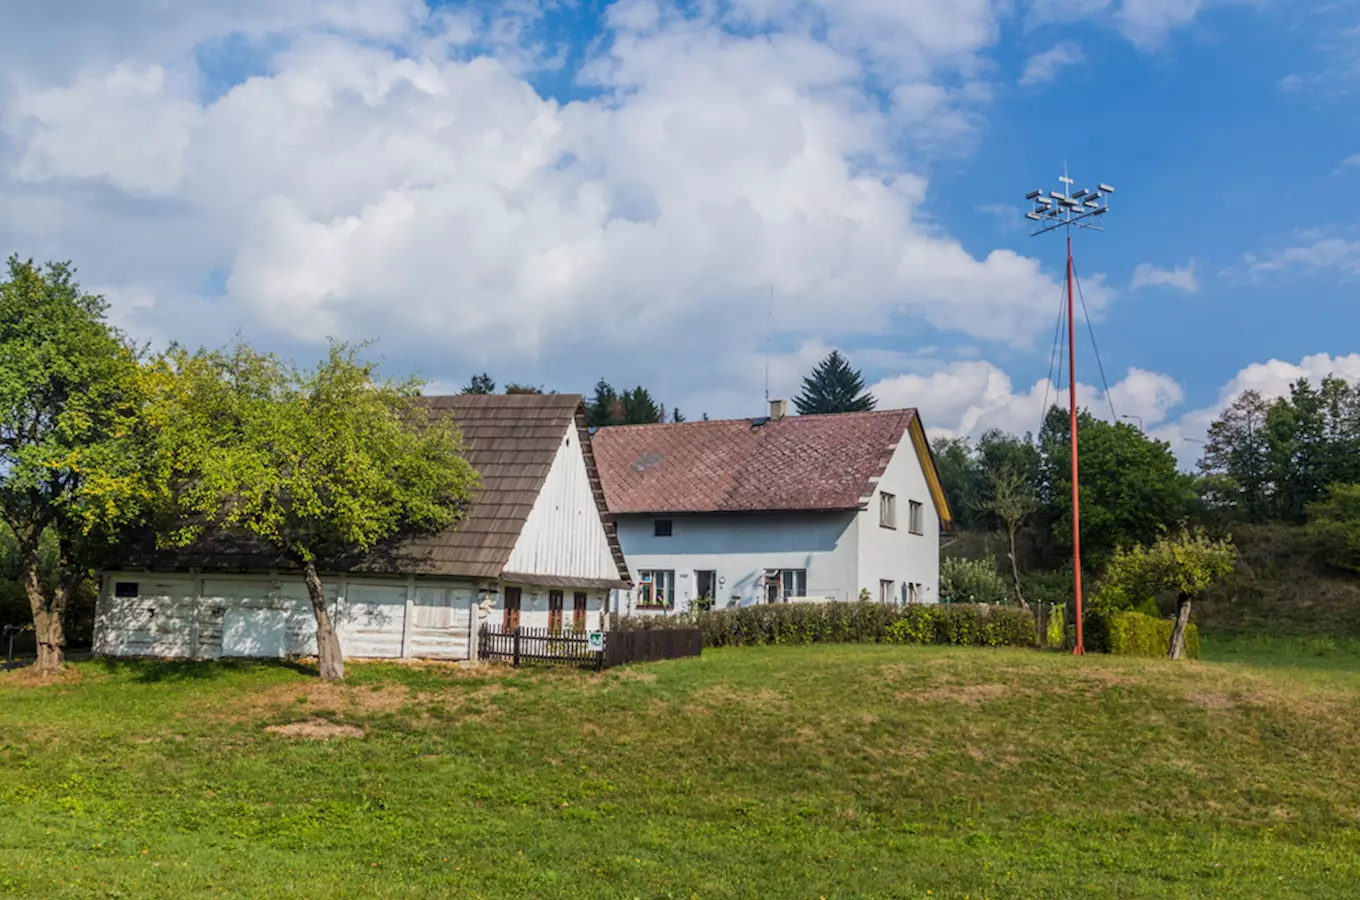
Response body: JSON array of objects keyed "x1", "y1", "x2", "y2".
[{"x1": 513, "y1": 627, "x2": 521, "y2": 668}]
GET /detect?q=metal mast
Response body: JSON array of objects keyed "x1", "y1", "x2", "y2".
[{"x1": 1024, "y1": 173, "x2": 1114, "y2": 656}]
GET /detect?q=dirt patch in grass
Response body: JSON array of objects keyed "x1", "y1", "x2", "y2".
[
  {"x1": 611, "y1": 669, "x2": 658, "y2": 683},
  {"x1": 264, "y1": 719, "x2": 365, "y2": 740},
  {"x1": 897, "y1": 683, "x2": 1028, "y2": 706},
  {"x1": 0, "y1": 665, "x2": 82, "y2": 688},
  {"x1": 694, "y1": 685, "x2": 788, "y2": 710}
]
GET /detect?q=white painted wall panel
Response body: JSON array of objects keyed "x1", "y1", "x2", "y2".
[
  {"x1": 505, "y1": 423, "x2": 620, "y2": 583},
  {"x1": 408, "y1": 585, "x2": 474, "y2": 660},
  {"x1": 335, "y1": 582, "x2": 406, "y2": 659},
  {"x1": 96, "y1": 576, "x2": 198, "y2": 658}
]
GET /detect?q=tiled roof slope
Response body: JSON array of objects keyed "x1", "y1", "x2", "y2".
[{"x1": 592, "y1": 409, "x2": 918, "y2": 515}]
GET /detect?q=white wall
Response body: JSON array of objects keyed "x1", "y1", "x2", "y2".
[
  {"x1": 483, "y1": 584, "x2": 609, "y2": 633},
  {"x1": 504, "y1": 422, "x2": 621, "y2": 584},
  {"x1": 855, "y1": 435, "x2": 941, "y2": 604},
  {"x1": 610, "y1": 512, "x2": 859, "y2": 615},
  {"x1": 97, "y1": 571, "x2": 482, "y2": 661}
]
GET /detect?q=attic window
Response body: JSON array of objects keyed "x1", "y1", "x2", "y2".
[
  {"x1": 909, "y1": 500, "x2": 924, "y2": 535},
  {"x1": 654, "y1": 519, "x2": 673, "y2": 537},
  {"x1": 879, "y1": 492, "x2": 896, "y2": 529}
]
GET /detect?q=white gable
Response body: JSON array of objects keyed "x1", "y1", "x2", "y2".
[{"x1": 504, "y1": 422, "x2": 620, "y2": 582}]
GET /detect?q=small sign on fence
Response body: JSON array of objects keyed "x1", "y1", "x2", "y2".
[{"x1": 587, "y1": 631, "x2": 605, "y2": 652}]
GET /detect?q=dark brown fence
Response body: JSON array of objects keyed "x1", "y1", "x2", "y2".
[
  {"x1": 478, "y1": 626, "x2": 702, "y2": 670},
  {"x1": 603, "y1": 628, "x2": 703, "y2": 667}
]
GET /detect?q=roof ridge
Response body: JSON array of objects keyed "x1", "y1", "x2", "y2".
[{"x1": 595, "y1": 407, "x2": 918, "y2": 431}]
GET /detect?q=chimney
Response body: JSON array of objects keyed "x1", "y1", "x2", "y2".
[{"x1": 769, "y1": 399, "x2": 787, "y2": 420}]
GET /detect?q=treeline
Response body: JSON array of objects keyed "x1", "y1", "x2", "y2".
[{"x1": 460, "y1": 372, "x2": 688, "y2": 426}]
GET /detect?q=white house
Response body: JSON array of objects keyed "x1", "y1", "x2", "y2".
[
  {"x1": 95, "y1": 394, "x2": 631, "y2": 662},
  {"x1": 591, "y1": 401, "x2": 955, "y2": 615}
]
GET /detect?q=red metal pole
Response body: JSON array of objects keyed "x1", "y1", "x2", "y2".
[{"x1": 1067, "y1": 234, "x2": 1085, "y2": 656}]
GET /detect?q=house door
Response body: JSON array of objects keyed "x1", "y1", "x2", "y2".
[
  {"x1": 573, "y1": 592, "x2": 588, "y2": 633},
  {"x1": 503, "y1": 587, "x2": 522, "y2": 630},
  {"x1": 694, "y1": 571, "x2": 716, "y2": 609},
  {"x1": 548, "y1": 590, "x2": 564, "y2": 633}
]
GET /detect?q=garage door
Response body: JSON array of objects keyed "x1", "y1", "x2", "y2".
[
  {"x1": 96, "y1": 576, "x2": 198, "y2": 658},
  {"x1": 335, "y1": 582, "x2": 407, "y2": 658}
]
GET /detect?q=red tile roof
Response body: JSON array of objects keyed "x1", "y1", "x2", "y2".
[{"x1": 592, "y1": 409, "x2": 919, "y2": 514}]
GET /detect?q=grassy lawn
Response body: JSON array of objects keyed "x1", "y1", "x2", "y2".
[{"x1": 2, "y1": 644, "x2": 1359, "y2": 898}]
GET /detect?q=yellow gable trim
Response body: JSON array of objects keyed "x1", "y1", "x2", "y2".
[{"x1": 907, "y1": 417, "x2": 955, "y2": 534}]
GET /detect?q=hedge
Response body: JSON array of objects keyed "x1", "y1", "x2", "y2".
[
  {"x1": 611, "y1": 601, "x2": 1035, "y2": 649},
  {"x1": 1083, "y1": 610, "x2": 1199, "y2": 659}
]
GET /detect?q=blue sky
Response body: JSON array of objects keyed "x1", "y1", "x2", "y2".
[{"x1": 0, "y1": 0, "x2": 1356, "y2": 461}]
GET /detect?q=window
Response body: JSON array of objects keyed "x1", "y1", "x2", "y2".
[
  {"x1": 879, "y1": 579, "x2": 895, "y2": 604},
  {"x1": 637, "y1": 570, "x2": 675, "y2": 608},
  {"x1": 654, "y1": 519, "x2": 673, "y2": 537},
  {"x1": 503, "y1": 586, "x2": 522, "y2": 630},
  {"x1": 908, "y1": 582, "x2": 919, "y2": 604},
  {"x1": 548, "y1": 589, "x2": 564, "y2": 634},
  {"x1": 573, "y1": 592, "x2": 588, "y2": 633},
  {"x1": 780, "y1": 569, "x2": 807, "y2": 599},
  {"x1": 879, "y1": 492, "x2": 896, "y2": 529},
  {"x1": 909, "y1": 500, "x2": 924, "y2": 535},
  {"x1": 114, "y1": 581, "x2": 139, "y2": 598}
]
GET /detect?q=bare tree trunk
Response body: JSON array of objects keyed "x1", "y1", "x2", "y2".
[
  {"x1": 23, "y1": 551, "x2": 66, "y2": 674},
  {"x1": 302, "y1": 559, "x2": 344, "y2": 681},
  {"x1": 1168, "y1": 592, "x2": 1192, "y2": 660},
  {"x1": 1007, "y1": 525, "x2": 1029, "y2": 612}
]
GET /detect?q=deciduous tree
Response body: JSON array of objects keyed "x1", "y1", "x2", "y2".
[
  {"x1": 975, "y1": 465, "x2": 1038, "y2": 610},
  {"x1": 151, "y1": 341, "x2": 478, "y2": 680},
  {"x1": 1097, "y1": 529, "x2": 1236, "y2": 659},
  {"x1": 0, "y1": 257, "x2": 147, "y2": 673}
]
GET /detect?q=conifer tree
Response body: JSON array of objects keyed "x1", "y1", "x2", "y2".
[{"x1": 793, "y1": 351, "x2": 876, "y2": 415}]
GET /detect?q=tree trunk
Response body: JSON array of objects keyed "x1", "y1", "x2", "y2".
[
  {"x1": 303, "y1": 559, "x2": 345, "y2": 680},
  {"x1": 1007, "y1": 526, "x2": 1029, "y2": 612},
  {"x1": 1168, "y1": 592, "x2": 1192, "y2": 660},
  {"x1": 23, "y1": 552, "x2": 66, "y2": 674}
]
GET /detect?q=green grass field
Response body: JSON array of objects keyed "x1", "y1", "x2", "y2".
[{"x1": 2, "y1": 643, "x2": 1359, "y2": 899}]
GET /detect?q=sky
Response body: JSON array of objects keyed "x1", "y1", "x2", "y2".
[{"x1": 0, "y1": 0, "x2": 1357, "y2": 466}]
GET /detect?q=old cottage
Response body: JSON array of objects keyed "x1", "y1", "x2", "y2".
[{"x1": 95, "y1": 394, "x2": 630, "y2": 661}]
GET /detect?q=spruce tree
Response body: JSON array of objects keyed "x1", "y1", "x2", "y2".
[{"x1": 792, "y1": 351, "x2": 876, "y2": 415}]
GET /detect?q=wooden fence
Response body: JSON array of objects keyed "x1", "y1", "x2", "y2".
[{"x1": 478, "y1": 626, "x2": 702, "y2": 670}]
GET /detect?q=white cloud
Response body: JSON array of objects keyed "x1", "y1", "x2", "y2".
[
  {"x1": 1334, "y1": 153, "x2": 1360, "y2": 176},
  {"x1": 1020, "y1": 43, "x2": 1086, "y2": 86},
  {"x1": 1152, "y1": 353, "x2": 1360, "y2": 464},
  {"x1": 872, "y1": 351, "x2": 1360, "y2": 470},
  {"x1": 1246, "y1": 239, "x2": 1360, "y2": 278},
  {"x1": 1116, "y1": 0, "x2": 1203, "y2": 50},
  {"x1": 0, "y1": 1, "x2": 1095, "y2": 420},
  {"x1": 1131, "y1": 260, "x2": 1198, "y2": 292},
  {"x1": 870, "y1": 361, "x2": 1182, "y2": 440},
  {"x1": 1027, "y1": 0, "x2": 1211, "y2": 51}
]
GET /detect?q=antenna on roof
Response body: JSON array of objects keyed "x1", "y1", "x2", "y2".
[{"x1": 763, "y1": 285, "x2": 773, "y2": 406}]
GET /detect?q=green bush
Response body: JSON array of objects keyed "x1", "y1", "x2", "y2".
[
  {"x1": 611, "y1": 602, "x2": 1035, "y2": 649},
  {"x1": 940, "y1": 556, "x2": 1010, "y2": 605},
  {"x1": 1082, "y1": 610, "x2": 1198, "y2": 659},
  {"x1": 1046, "y1": 604, "x2": 1065, "y2": 647}
]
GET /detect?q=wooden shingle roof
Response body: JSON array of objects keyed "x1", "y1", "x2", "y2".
[{"x1": 401, "y1": 393, "x2": 614, "y2": 579}]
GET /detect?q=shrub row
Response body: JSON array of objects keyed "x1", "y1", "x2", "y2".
[
  {"x1": 611, "y1": 601, "x2": 1036, "y2": 649},
  {"x1": 1082, "y1": 610, "x2": 1199, "y2": 659}
]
